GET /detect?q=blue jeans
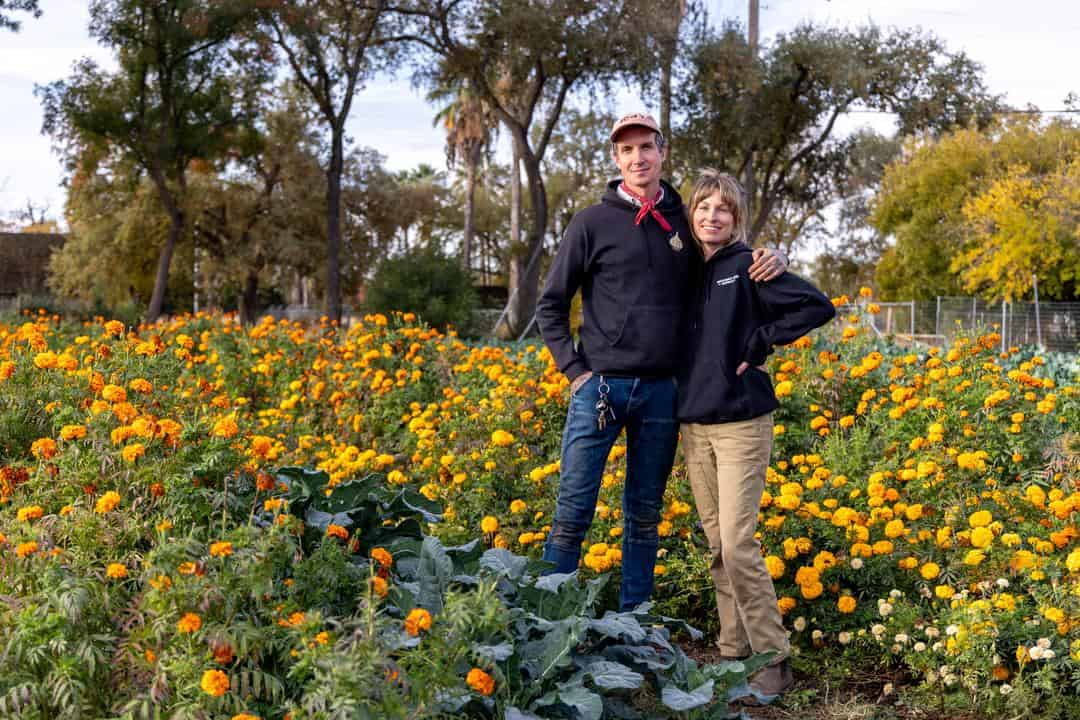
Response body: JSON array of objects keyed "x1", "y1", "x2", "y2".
[{"x1": 542, "y1": 374, "x2": 679, "y2": 610}]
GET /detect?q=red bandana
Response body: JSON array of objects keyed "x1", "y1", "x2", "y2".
[{"x1": 620, "y1": 183, "x2": 673, "y2": 232}]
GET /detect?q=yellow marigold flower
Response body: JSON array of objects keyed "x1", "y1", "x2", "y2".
[
  {"x1": 968, "y1": 510, "x2": 992, "y2": 528},
  {"x1": 1067, "y1": 548, "x2": 1080, "y2": 573},
  {"x1": 837, "y1": 596, "x2": 857, "y2": 613},
  {"x1": 17, "y1": 505, "x2": 43, "y2": 522},
  {"x1": 177, "y1": 612, "x2": 202, "y2": 634},
  {"x1": 509, "y1": 499, "x2": 527, "y2": 514},
  {"x1": 466, "y1": 668, "x2": 495, "y2": 696},
  {"x1": 777, "y1": 596, "x2": 797, "y2": 615},
  {"x1": 920, "y1": 562, "x2": 940, "y2": 580},
  {"x1": 774, "y1": 380, "x2": 793, "y2": 398},
  {"x1": 480, "y1": 516, "x2": 499, "y2": 534},
  {"x1": 101, "y1": 384, "x2": 127, "y2": 402},
  {"x1": 121, "y1": 443, "x2": 145, "y2": 463},
  {"x1": 200, "y1": 669, "x2": 230, "y2": 697},
  {"x1": 964, "y1": 550, "x2": 986, "y2": 566},
  {"x1": 969, "y1": 526, "x2": 993, "y2": 549},
  {"x1": 765, "y1": 555, "x2": 785, "y2": 579},
  {"x1": 95, "y1": 490, "x2": 121, "y2": 514},
  {"x1": 405, "y1": 608, "x2": 433, "y2": 636},
  {"x1": 490, "y1": 429, "x2": 515, "y2": 447},
  {"x1": 209, "y1": 541, "x2": 234, "y2": 558},
  {"x1": 60, "y1": 424, "x2": 87, "y2": 441},
  {"x1": 935, "y1": 585, "x2": 954, "y2": 599},
  {"x1": 326, "y1": 524, "x2": 349, "y2": 540},
  {"x1": 800, "y1": 581, "x2": 824, "y2": 600},
  {"x1": 106, "y1": 563, "x2": 128, "y2": 579},
  {"x1": 884, "y1": 519, "x2": 906, "y2": 539}
]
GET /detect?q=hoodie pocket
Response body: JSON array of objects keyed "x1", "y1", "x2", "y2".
[{"x1": 612, "y1": 305, "x2": 682, "y2": 370}]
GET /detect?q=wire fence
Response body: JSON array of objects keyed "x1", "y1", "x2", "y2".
[{"x1": 849, "y1": 297, "x2": 1080, "y2": 353}]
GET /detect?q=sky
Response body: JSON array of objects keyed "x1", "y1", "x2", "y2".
[{"x1": 0, "y1": 0, "x2": 1077, "y2": 224}]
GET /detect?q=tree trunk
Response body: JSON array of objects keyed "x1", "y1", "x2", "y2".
[
  {"x1": 147, "y1": 210, "x2": 183, "y2": 323},
  {"x1": 503, "y1": 146, "x2": 547, "y2": 338},
  {"x1": 510, "y1": 137, "x2": 522, "y2": 248},
  {"x1": 462, "y1": 140, "x2": 480, "y2": 274},
  {"x1": 325, "y1": 125, "x2": 344, "y2": 323},
  {"x1": 240, "y1": 269, "x2": 259, "y2": 326}
]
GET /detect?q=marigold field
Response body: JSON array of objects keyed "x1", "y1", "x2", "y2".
[{"x1": 1, "y1": 296, "x2": 1079, "y2": 719}]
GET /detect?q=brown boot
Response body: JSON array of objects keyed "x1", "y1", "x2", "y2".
[{"x1": 747, "y1": 659, "x2": 793, "y2": 698}]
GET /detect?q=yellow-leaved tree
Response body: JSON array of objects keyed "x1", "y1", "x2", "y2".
[{"x1": 959, "y1": 158, "x2": 1080, "y2": 300}]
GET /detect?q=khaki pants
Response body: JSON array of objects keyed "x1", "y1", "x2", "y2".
[{"x1": 681, "y1": 414, "x2": 789, "y2": 663}]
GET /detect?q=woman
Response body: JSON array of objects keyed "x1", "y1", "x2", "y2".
[{"x1": 677, "y1": 170, "x2": 835, "y2": 699}]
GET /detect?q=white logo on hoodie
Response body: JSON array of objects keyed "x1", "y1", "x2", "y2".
[{"x1": 715, "y1": 275, "x2": 739, "y2": 286}]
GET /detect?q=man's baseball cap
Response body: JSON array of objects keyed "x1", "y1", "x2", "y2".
[{"x1": 609, "y1": 112, "x2": 663, "y2": 143}]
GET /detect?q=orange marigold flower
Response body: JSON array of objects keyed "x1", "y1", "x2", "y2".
[
  {"x1": 95, "y1": 490, "x2": 121, "y2": 514},
  {"x1": 15, "y1": 540, "x2": 38, "y2": 558},
  {"x1": 255, "y1": 471, "x2": 275, "y2": 491},
  {"x1": 16, "y1": 505, "x2": 43, "y2": 522},
  {"x1": 405, "y1": 608, "x2": 433, "y2": 636},
  {"x1": 129, "y1": 378, "x2": 153, "y2": 394},
  {"x1": 213, "y1": 639, "x2": 235, "y2": 665},
  {"x1": 106, "y1": 563, "x2": 128, "y2": 579},
  {"x1": 121, "y1": 443, "x2": 146, "y2": 463},
  {"x1": 209, "y1": 541, "x2": 234, "y2": 558},
  {"x1": 101, "y1": 384, "x2": 127, "y2": 402},
  {"x1": 370, "y1": 576, "x2": 388, "y2": 598},
  {"x1": 231, "y1": 713, "x2": 259, "y2": 720},
  {"x1": 326, "y1": 523, "x2": 349, "y2": 540},
  {"x1": 212, "y1": 416, "x2": 239, "y2": 439},
  {"x1": 104, "y1": 320, "x2": 125, "y2": 337},
  {"x1": 177, "y1": 612, "x2": 202, "y2": 634},
  {"x1": 60, "y1": 424, "x2": 87, "y2": 441},
  {"x1": 371, "y1": 547, "x2": 392, "y2": 569},
  {"x1": 200, "y1": 669, "x2": 230, "y2": 697},
  {"x1": 466, "y1": 668, "x2": 495, "y2": 696},
  {"x1": 30, "y1": 437, "x2": 58, "y2": 459}
]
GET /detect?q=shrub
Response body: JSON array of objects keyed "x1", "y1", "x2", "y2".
[{"x1": 364, "y1": 245, "x2": 477, "y2": 331}]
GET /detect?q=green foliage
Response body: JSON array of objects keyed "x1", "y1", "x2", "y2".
[
  {"x1": 364, "y1": 245, "x2": 478, "y2": 330},
  {"x1": 872, "y1": 118, "x2": 1080, "y2": 301}
]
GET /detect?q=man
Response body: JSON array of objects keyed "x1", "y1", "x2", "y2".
[{"x1": 536, "y1": 112, "x2": 785, "y2": 610}]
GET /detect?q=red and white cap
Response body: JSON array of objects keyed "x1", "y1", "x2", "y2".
[{"x1": 609, "y1": 112, "x2": 662, "y2": 143}]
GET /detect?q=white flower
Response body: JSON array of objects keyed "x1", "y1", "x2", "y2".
[
  {"x1": 996, "y1": 578, "x2": 1009, "y2": 588},
  {"x1": 1043, "y1": 649, "x2": 1056, "y2": 659},
  {"x1": 1029, "y1": 646, "x2": 1045, "y2": 660},
  {"x1": 944, "y1": 674, "x2": 958, "y2": 686},
  {"x1": 879, "y1": 602, "x2": 893, "y2": 617},
  {"x1": 1037, "y1": 637, "x2": 1052, "y2": 649},
  {"x1": 945, "y1": 624, "x2": 960, "y2": 636},
  {"x1": 927, "y1": 671, "x2": 939, "y2": 684},
  {"x1": 850, "y1": 557, "x2": 864, "y2": 569},
  {"x1": 925, "y1": 626, "x2": 940, "y2": 639},
  {"x1": 932, "y1": 641, "x2": 944, "y2": 652},
  {"x1": 794, "y1": 616, "x2": 807, "y2": 632},
  {"x1": 889, "y1": 589, "x2": 903, "y2": 599},
  {"x1": 883, "y1": 682, "x2": 894, "y2": 695},
  {"x1": 871, "y1": 623, "x2": 886, "y2": 638},
  {"x1": 914, "y1": 642, "x2": 927, "y2": 652},
  {"x1": 891, "y1": 643, "x2": 902, "y2": 654},
  {"x1": 838, "y1": 631, "x2": 852, "y2": 645},
  {"x1": 895, "y1": 633, "x2": 909, "y2": 644},
  {"x1": 1000, "y1": 684, "x2": 1013, "y2": 695},
  {"x1": 812, "y1": 629, "x2": 823, "y2": 640}
]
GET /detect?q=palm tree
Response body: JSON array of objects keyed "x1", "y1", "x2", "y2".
[{"x1": 429, "y1": 79, "x2": 497, "y2": 275}]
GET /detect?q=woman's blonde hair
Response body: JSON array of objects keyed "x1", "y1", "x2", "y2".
[{"x1": 686, "y1": 169, "x2": 748, "y2": 249}]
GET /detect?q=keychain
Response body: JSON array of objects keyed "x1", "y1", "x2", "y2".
[{"x1": 595, "y1": 376, "x2": 615, "y2": 431}]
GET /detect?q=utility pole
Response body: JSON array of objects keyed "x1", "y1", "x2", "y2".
[{"x1": 744, "y1": 0, "x2": 759, "y2": 214}]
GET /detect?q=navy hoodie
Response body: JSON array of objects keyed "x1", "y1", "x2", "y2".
[
  {"x1": 537, "y1": 179, "x2": 696, "y2": 381},
  {"x1": 677, "y1": 241, "x2": 835, "y2": 424}
]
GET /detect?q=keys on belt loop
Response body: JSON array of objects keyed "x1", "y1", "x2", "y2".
[{"x1": 595, "y1": 375, "x2": 615, "y2": 431}]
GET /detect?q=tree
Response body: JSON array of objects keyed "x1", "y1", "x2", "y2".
[
  {"x1": 676, "y1": 22, "x2": 1001, "y2": 254},
  {"x1": 259, "y1": 0, "x2": 397, "y2": 322},
  {"x1": 406, "y1": 0, "x2": 648, "y2": 337},
  {"x1": 871, "y1": 118, "x2": 1079, "y2": 300},
  {"x1": 429, "y1": 79, "x2": 497, "y2": 274},
  {"x1": 0, "y1": 0, "x2": 39, "y2": 32},
  {"x1": 38, "y1": 0, "x2": 256, "y2": 321}
]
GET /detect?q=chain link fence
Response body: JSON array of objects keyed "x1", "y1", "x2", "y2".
[{"x1": 849, "y1": 297, "x2": 1080, "y2": 353}]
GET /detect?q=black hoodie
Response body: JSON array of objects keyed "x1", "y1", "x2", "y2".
[
  {"x1": 537, "y1": 179, "x2": 696, "y2": 381},
  {"x1": 677, "y1": 241, "x2": 835, "y2": 424}
]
